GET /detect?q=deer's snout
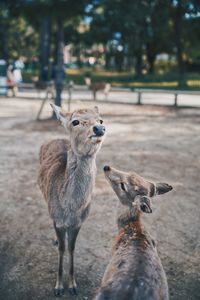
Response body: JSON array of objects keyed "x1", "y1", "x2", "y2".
[
  {"x1": 93, "y1": 125, "x2": 106, "y2": 137},
  {"x1": 104, "y1": 165, "x2": 111, "y2": 172}
]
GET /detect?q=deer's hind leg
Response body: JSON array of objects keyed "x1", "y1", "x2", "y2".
[
  {"x1": 67, "y1": 227, "x2": 80, "y2": 295},
  {"x1": 93, "y1": 90, "x2": 96, "y2": 101},
  {"x1": 54, "y1": 222, "x2": 66, "y2": 296}
]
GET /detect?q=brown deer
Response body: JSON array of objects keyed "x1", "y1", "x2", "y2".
[
  {"x1": 94, "y1": 165, "x2": 172, "y2": 300},
  {"x1": 84, "y1": 76, "x2": 111, "y2": 101},
  {"x1": 38, "y1": 104, "x2": 106, "y2": 296}
]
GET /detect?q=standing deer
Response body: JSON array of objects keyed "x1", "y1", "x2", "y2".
[
  {"x1": 84, "y1": 76, "x2": 111, "y2": 101},
  {"x1": 38, "y1": 104, "x2": 106, "y2": 296},
  {"x1": 94, "y1": 165, "x2": 172, "y2": 300}
]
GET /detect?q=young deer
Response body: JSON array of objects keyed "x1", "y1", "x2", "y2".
[
  {"x1": 94, "y1": 166, "x2": 172, "y2": 300},
  {"x1": 84, "y1": 76, "x2": 111, "y2": 101},
  {"x1": 38, "y1": 105, "x2": 106, "y2": 296}
]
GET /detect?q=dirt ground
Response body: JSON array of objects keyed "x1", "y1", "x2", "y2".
[{"x1": 0, "y1": 97, "x2": 200, "y2": 300}]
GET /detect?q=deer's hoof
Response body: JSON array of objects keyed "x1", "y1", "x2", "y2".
[
  {"x1": 54, "y1": 287, "x2": 64, "y2": 297},
  {"x1": 68, "y1": 287, "x2": 78, "y2": 295}
]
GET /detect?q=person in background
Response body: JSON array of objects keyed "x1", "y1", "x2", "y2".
[
  {"x1": 12, "y1": 59, "x2": 24, "y2": 95},
  {"x1": 7, "y1": 64, "x2": 16, "y2": 96}
]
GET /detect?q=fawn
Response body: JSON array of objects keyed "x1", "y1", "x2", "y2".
[
  {"x1": 85, "y1": 76, "x2": 111, "y2": 101},
  {"x1": 94, "y1": 165, "x2": 172, "y2": 300},
  {"x1": 38, "y1": 104, "x2": 105, "y2": 296}
]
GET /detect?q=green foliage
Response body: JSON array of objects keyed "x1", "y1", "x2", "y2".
[
  {"x1": 0, "y1": 0, "x2": 89, "y2": 60},
  {"x1": 0, "y1": 0, "x2": 200, "y2": 80},
  {"x1": 87, "y1": 0, "x2": 200, "y2": 74},
  {"x1": 8, "y1": 17, "x2": 39, "y2": 60}
]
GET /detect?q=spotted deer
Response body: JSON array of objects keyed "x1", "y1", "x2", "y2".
[
  {"x1": 94, "y1": 165, "x2": 172, "y2": 300},
  {"x1": 84, "y1": 76, "x2": 111, "y2": 101},
  {"x1": 38, "y1": 105, "x2": 106, "y2": 296}
]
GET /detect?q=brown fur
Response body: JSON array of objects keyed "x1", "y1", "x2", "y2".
[
  {"x1": 38, "y1": 105, "x2": 105, "y2": 296},
  {"x1": 38, "y1": 139, "x2": 69, "y2": 218},
  {"x1": 113, "y1": 220, "x2": 149, "y2": 253},
  {"x1": 94, "y1": 166, "x2": 172, "y2": 300},
  {"x1": 85, "y1": 77, "x2": 111, "y2": 100}
]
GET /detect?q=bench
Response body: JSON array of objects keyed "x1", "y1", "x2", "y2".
[{"x1": 134, "y1": 88, "x2": 200, "y2": 107}]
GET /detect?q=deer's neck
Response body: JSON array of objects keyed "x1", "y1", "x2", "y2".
[
  {"x1": 113, "y1": 207, "x2": 156, "y2": 253},
  {"x1": 67, "y1": 149, "x2": 96, "y2": 178},
  {"x1": 61, "y1": 149, "x2": 96, "y2": 207},
  {"x1": 113, "y1": 210, "x2": 148, "y2": 252},
  {"x1": 117, "y1": 207, "x2": 141, "y2": 229}
]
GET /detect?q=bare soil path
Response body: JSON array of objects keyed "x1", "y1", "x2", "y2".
[{"x1": 0, "y1": 97, "x2": 200, "y2": 300}]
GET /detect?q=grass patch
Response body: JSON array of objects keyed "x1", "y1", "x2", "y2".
[
  {"x1": 22, "y1": 68, "x2": 200, "y2": 90},
  {"x1": 66, "y1": 69, "x2": 200, "y2": 90}
]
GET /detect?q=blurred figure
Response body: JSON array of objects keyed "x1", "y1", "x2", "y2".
[
  {"x1": 12, "y1": 59, "x2": 24, "y2": 95},
  {"x1": 7, "y1": 64, "x2": 14, "y2": 84},
  {"x1": 7, "y1": 64, "x2": 16, "y2": 96},
  {"x1": 13, "y1": 65, "x2": 22, "y2": 84}
]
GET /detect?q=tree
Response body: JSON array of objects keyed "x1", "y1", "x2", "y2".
[
  {"x1": 144, "y1": 0, "x2": 172, "y2": 74},
  {"x1": 170, "y1": 0, "x2": 200, "y2": 75},
  {"x1": 0, "y1": 0, "x2": 90, "y2": 112},
  {"x1": 29, "y1": 0, "x2": 90, "y2": 110},
  {"x1": 88, "y1": 0, "x2": 172, "y2": 75},
  {"x1": 0, "y1": 1, "x2": 39, "y2": 61},
  {"x1": 39, "y1": 17, "x2": 51, "y2": 81}
]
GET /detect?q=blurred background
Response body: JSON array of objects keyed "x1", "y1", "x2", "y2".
[{"x1": 0, "y1": 0, "x2": 200, "y2": 104}]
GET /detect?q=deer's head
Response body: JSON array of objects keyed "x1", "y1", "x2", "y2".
[
  {"x1": 51, "y1": 104, "x2": 106, "y2": 157},
  {"x1": 103, "y1": 165, "x2": 172, "y2": 214}
]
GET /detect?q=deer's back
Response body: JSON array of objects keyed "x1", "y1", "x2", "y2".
[
  {"x1": 38, "y1": 139, "x2": 69, "y2": 219},
  {"x1": 95, "y1": 238, "x2": 168, "y2": 300},
  {"x1": 92, "y1": 82, "x2": 106, "y2": 91}
]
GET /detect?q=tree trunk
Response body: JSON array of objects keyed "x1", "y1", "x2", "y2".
[
  {"x1": 174, "y1": 0, "x2": 185, "y2": 76},
  {"x1": 146, "y1": 43, "x2": 156, "y2": 74},
  {"x1": 148, "y1": 58, "x2": 155, "y2": 74},
  {"x1": 0, "y1": 21, "x2": 8, "y2": 61},
  {"x1": 39, "y1": 17, "x2": 51, "y2": 82},
  {"x1": 76, "y1": 44, "x2": 82, "y2": 68},
  {"x1": 135, "y1": 52, "x2": 142, "y2": 77},
  {"x1": 53, "y1": 19, "x2": 64, "y2": 118},
  {"x1": 105, "y1": 51, "x2": 110, "y2": 70}
]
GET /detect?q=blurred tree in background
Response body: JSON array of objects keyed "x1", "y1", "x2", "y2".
[
  {"x1": 1, "y1": 0, "x2": 200, "y2": 75},
  {"x1": 0, "y1": 0, "x2": 88, "y2": 110},
  {"x1": 88, "y1": 0, "x2": 200, "y2": 76},
  {"x1": 0, "y1": 0, "x2": 200, "y2": 103}
]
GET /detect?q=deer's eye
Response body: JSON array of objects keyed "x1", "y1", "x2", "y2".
[
  {"x1": 100, "y1": 119, "x2": 103, "y2": 124},
  {"x1": 72, "y1": 120, "x2": 80, "y2": 126},
  {"x1": 120, "y1": 183, "x2": 126, "y2": 191}
]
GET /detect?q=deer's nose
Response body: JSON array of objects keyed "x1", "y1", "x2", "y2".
[
  {"x1": 93, "y1": 125, "x2": 105, "y2": 137},
  {"x1": 103, "y1": 165, "x2": 111, "y2": 172}
]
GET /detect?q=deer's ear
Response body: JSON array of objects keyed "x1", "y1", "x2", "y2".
[
  {"x1": 94, "y1": 106, "x2": 99, "y2": 114},
  {"x1": 50, "y1": 103, "x2": 69, "y2": 128},
  {"x1": 155, "y1": 183, "x2": 173, "y2": 195}
]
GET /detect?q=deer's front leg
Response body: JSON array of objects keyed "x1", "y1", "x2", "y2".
[
  {"x1": 54, "y1": 222, "x2": 66, "y2": 296},
  {"x1": 67, "y1": 227, "x2": 80, "y2": 295}
]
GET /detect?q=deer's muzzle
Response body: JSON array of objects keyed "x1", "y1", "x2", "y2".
[
  {"x1": 104, "y1": 165, "x2": 111, "y2": 172},
  {"x1": 93, "y1": 125, "x2": 106, "y2": 137}
]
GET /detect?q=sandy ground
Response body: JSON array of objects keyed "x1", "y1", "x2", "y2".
[{"x1": 0, "y1": 97, "x2": 200, "y2": 300}]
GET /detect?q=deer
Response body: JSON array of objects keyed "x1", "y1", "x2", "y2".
[
  {"x1": 94, "y1": 165, "x2": 173, "y2": 300},
  {"x1": 38, "y1": 104, "x2": 106, "y2": 296},
  {"x1": 84, "y1": 76, "x2": 111, "y2": 101}
]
